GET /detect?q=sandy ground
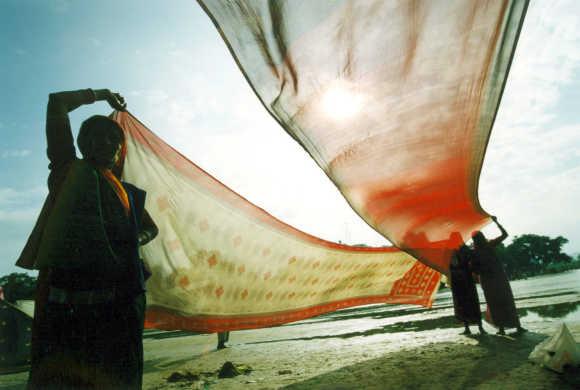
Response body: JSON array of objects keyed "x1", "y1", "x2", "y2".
[
  {"x1": 3, "y1": 326, "x2": 578, "y2": 390},
  {"x1": 2, "y1": 271, "x2": 579, "y2": 389},
  {"x1": 137, "y1": 319, "x2": 580, "y2": 390}
]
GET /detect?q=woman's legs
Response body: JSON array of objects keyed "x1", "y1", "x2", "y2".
[
  {"x1": 217, "y1": 331, "x2": 230, "y2": 349},
  {"x1": 461, "y1": 322, "x2": 471, "y2": 335}
]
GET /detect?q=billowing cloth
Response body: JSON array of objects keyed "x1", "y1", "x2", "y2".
[
  {"x1": 197, "y1": 0, "x2": 529, "y2": 273},
  {"x1": 114, "y1": 112, "x2": 440, "y2": 332}
]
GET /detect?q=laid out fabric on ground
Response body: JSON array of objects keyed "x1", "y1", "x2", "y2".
[
  {"x1": 114, "y1": 112, "x2": 440, "y2": 332},
  {"x1": 198, "y1": 0, "x2": 529, "y2": 273}
]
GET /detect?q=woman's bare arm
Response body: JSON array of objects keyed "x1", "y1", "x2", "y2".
[
  {"x1": 488, "y1": 216, "x2": 508, "y2": 247},
  {"x1": 46, "y1": 89, "x2": 126, "y2": 171}
]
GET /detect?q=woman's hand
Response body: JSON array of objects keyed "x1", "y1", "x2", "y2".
[
  {"x1": 105, "y1": 90, "x2": 127, "y2": 111},
  {"x1": 93, "y1": 89, "x2": 127, "y2": 111}
]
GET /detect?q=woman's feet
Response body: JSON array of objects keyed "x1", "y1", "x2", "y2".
[
  {"x1": 478, "y1": 324, "x2": 487, "y2": 334},
  {"x1": 516, "y1": 326, "x2": 527, "y2": 334}
]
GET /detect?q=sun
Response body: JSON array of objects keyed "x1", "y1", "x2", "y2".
[{"x1": 320, "y1": 81, "x2": 363, "y2": 120}]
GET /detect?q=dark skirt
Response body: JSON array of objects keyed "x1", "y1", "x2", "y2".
[
  {"x1": 28, "y1": 293, "x2": 145, "y2": 389},
  {"x1": 479, "y1": 260, "x2": 519, "y2": 329},
  {"x1": 450, "y1": 263, "x2": 481, "y2": 325}
]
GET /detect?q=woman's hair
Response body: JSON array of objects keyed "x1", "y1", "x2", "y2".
[
  {"x1": 472, "y1": 231, "x2": 487, "y2": 249},
  {"x1": 77, "y1": 115, "x2": 124, "y2": 159}
]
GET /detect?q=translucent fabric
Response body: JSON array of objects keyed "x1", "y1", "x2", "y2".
[
  {"x1": 198, "y1": 0, "x2": 529, "y2": 273},
  {"x1": 115, "y1": 112, "x2": 440, "y2": 332}
]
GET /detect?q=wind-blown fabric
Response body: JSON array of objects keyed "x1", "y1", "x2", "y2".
[
  {"x1": 114, "y1": 112, "x2": 440, "y2": 332},
  {"x1": 198, "y1": 0, "x2": 528, "y2": 273}
]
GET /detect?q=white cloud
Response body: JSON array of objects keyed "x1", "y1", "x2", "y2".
[
  {"x1": 51, "y1": 0, "x2": 71, "y2": 14},
  {"x1": 1, "y1": 149, "x2": 31, "y2": 158},
  {"x1": 0, "y1": 187, "x2": 46, "y2": 222},
  {"x1": 498, "y1": 0, "x2": 580, "y2": 128},
  {"x1": 0, "y1": 187, "x2": 47, "y2": 203},
  {"x1": 480, "y1": 1, "x2": 580, "y2": 253},
  {"x1": 89, "y1": 38, "x2": 102, "y2": 47},
  {"x1": 0, "y1": 209, "x2": 41, "y2": 223}
]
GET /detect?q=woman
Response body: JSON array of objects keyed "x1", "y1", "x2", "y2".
[
  {"x1": 17, "y1": 89, "x2": 158, "y2": 389},
  {"x1": 449, "y1": 244, "x2": 485, "y2": 335},
  {"x1": 471, "y1": 216, "x2": 524, "y2": 335}
]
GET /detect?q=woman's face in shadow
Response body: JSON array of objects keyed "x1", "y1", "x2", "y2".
[{"x1": 88, "y1": 134, "x2": 122, "y2": 168}]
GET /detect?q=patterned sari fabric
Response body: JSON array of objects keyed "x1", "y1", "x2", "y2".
[
  {"x1": 115, "y1": 112, "x2": 440, "y2": 332},
  {"x1": 198, "y1": 0, "x2": 528, "y2": 273}
]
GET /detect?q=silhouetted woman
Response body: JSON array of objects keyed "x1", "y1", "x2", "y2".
[
  {"x1": 17, "y1": 89, "x2": 158, "y2": 389},
  {"x1": 471, "y1": 216, "x2": 524, "y2": 335},
  {"x1": 450, "y1": 244, "x2": 485, "y2": 335}
]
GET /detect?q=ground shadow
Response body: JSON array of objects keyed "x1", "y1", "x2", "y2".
[
  {"x1": 281, "y1": 331, "x2": 578, "y2": 390},
  {"x1": 144, "y1": 354, "x2": 208, "y2": 374}
]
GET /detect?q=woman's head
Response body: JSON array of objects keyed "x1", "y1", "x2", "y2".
[
  {"x1": 472, "y1": 231, "x2": 487, "y2": 249},
  {"x1": 457, "y1": 244, "x2": 471, "y2": 265},
  {"x1": 77, "y1": 115, "x2": 124, "y2": 168}
]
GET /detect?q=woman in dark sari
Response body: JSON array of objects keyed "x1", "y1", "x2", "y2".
[
  {"x1": 450, "y1": 244, "x2": 485, "y2": 335},
  {"x1": 17, "y1": 89, "x2": 158, "y2": 389},
  {"x1": 471, "y1": 216, "x2": 525, "y2": 335}
]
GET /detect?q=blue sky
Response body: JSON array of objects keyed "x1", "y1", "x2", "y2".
[{"x1": 1, "y1": 0, "x2": 579, "y2": 277}]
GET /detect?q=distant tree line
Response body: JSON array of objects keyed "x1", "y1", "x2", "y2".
[
  {"x1": 0, "y1": 272, "x2": 36, "y2": 303},
  {"x1": 495, "y1": 234, "x2": 580, "y2": 280}
]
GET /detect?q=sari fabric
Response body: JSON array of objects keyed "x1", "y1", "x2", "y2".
[{"x1": 198, "y1": 0, "x2": 528, "y2": 272}]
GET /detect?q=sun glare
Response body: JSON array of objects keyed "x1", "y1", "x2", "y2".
[{"x1": 321, "y1": 82, "x2": 363, "y2": 120}]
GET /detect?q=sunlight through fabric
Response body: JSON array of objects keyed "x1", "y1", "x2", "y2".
[
  {"x1": 114, "y1": 112, "x2": 440, "y2": 332},
  {"x1": 198, "y1": 0, "x2": 529, "y2": 273},
  {"x1": 321, "y1": 81, "x2": 364, "y2": 120}
]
